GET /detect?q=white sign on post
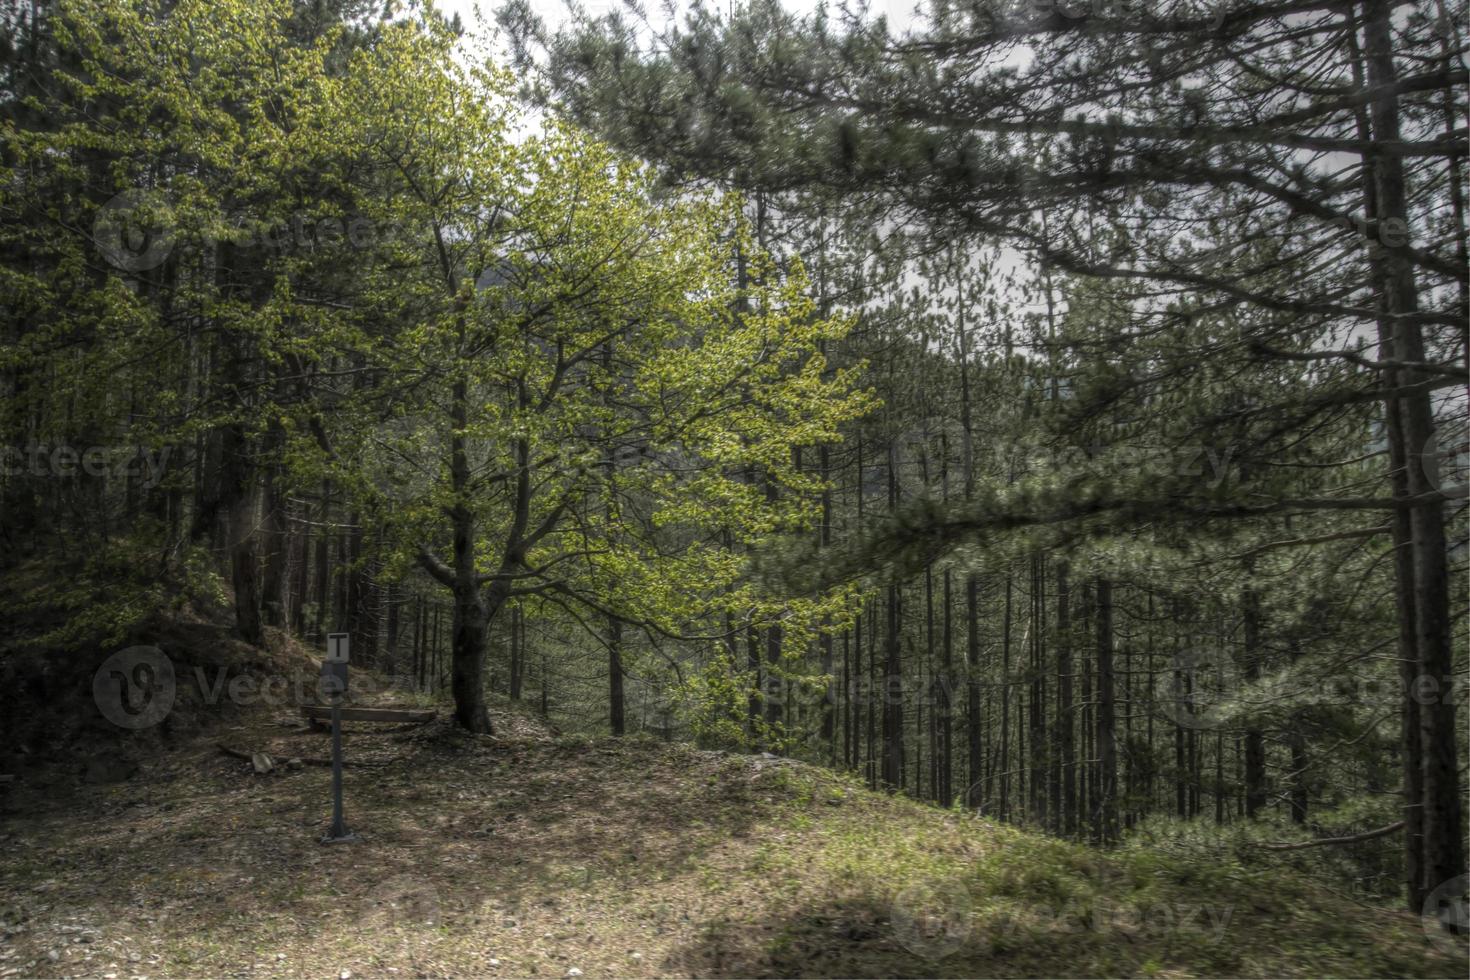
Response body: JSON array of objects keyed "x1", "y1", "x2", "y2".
[{"x1": 327, "y1": 632, "x2": 350, "y2": 664}]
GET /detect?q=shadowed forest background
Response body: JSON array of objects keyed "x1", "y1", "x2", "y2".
[{"x1": 0, "y1": 0, "x2": 1467, "y2": 976}]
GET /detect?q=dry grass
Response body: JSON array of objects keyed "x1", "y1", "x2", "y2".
[{"x1": 0, "y1": 691, "x2": 1464, "y2": 979}]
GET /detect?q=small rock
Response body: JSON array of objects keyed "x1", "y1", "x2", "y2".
[
  {"x1": 46, "y1": 951, "x2": 59, "y2": 962},
  {"x1": 566, "y1": 970, "x2": 582, "y2": 978},
  {"x1": 631, "y1": 952, "x2": 643, "y2": 961},
  {"x1": 286, "y1": 758, "x2": 304, "y2": 771},
  {"x1": 340, "y1": 971, "x2": 352, "y2": 980},
  {"x1": 488, "y1": 959, "x2": 500, "y2": 968},
  {"x1": 251, "y1": 753, "x2": 274, "y2": 775}
]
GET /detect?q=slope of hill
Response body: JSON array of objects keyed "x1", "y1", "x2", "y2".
[{"x1": 0, "y1": 683, "x2": 1463, "y2": 979}]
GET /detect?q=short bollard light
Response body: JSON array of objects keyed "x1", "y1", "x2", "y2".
[{"x1": 320, "y1": 632, "x2": 359, "y2": 844}]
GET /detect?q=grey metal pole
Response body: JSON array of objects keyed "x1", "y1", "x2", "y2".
[{"x1": 330, "y1": 699, "x2": 345, "y2": 838}]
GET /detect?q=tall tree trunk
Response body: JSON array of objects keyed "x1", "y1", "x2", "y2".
[
  {"x1": 1361, "y1": 0, "x2": 1464, "y2": 905},
  {"x1": 820, "y1": 445, "x2": 835, "y2": 760},
  {"x1": 344, "y1": 512, "x2": 365, "y2": 651},
  {"x1": 852, "y1": 436, "x2": 865, "y2": 774},
  {"x1": 436, "y1": 367, "x2": 494, "y2": 734},
  {"x1": 259, "y1": 452, "x2": 289, "y2": 628},
  {"x1": 764, "y1": 464, "x2": 784, "y2": 737},
  {"x1": 881, "y1": 442, "x2": 904, "y2": 790},
  {"x1": 1242, "y1": 589, "x2": 1267, "y2": 818},
  {"x1": 313, "y1": 481, "x2": 330, "y2": 643},
  {"x1": 941, "y1": 566, "x2": 954, "y2": 806},
  {"x1": 1029, "y1": 552, "x2": 1047, "y2": 827},
  {"x1": 747, "y1": 623, "x2": 762, "y2": 740},
  {"x1": 765, "y1": 621, "x2": 783, "y2": 734},
  {"x1": 509, "y1": 602, "x2": 524, "y2": 701},
  {"x1": 1175, "y1": 633, "x2": 1188, "y2": 820},
  {"x1": 852, "y1": 611, "x2": 863, "y2": 772},
  {"x1": 966, "y1": 575, "x2": 983, "y2": 808},
  {"x1": 413, "y1": 594, "x2": 425, "y2": 690},
  {"x1": 867, "y1": 595, "x2": 878, "y2": 790},
  {"x1": 955, "y1": 245, "x2": 981, "y2": 811},
  {"x1": 925, "y1": 561, "x2": 935, "y2": 800},
  {"x1": 448, "y1": 570, "x2": 493, "y2": 732},
  {"x1": 882, "y1": 582, "x2": 904, "y2": 791},
  {"x1": 1094, "y1": 577, "x2": 1118, "y2": 843},
  {"x1": 1056, "y1": 561, "x2": 1076, "y2": 837},
  {"x1": 999, "y1": 572, "x2": 1012, "y2": 821},
  {"x1": 384, "y1": 580, "x2": 400, "y2": 674},
  {"x1": 1287, "y1": 637, "x2": 1309, "y2": 824},
  {"x1": 289, "y1": 498, "x2": 309, "y2": 636},
  {"x1": 609, "y1": 613, "x2": 625, "y2": 736},
  {"x1": 846, "y1": 628, "x2": 858, "y2": 775},
  {"x1": 232, "y1": 535, "x2": 263, "y2": 647}
]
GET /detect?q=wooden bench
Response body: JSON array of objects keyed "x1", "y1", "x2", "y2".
[{"x1": 299, "y1": 705, "x2": 436, "y2": 725}]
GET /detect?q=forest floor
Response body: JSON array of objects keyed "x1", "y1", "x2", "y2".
[{"x1": 0, "y1": 690, "x2": 1465, "y2": 979}]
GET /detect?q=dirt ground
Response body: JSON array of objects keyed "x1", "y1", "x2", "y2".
[{"x1": 0, "y1": 691, "x2": 1464, "y2": 980}]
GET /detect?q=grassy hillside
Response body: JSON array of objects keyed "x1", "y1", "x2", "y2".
[{"x1": 0, "y1": 685, "x2": 1463, "y2": 979}]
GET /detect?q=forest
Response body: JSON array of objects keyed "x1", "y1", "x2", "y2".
[{"x1": 0, "y1": 0, "x2": 1466, "y2": 977}]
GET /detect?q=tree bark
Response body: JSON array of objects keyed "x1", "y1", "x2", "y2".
[
  {"x1": 313, "y1": 482, "x2": 330, "y2": 643},
  {"x1": 510, "y1": 602, "x2": 524, "y2": 701},
  {"x1": 965, "y1": 575, "x2": 982, "y2": 809},
  {"x1": 940, "y1": 566, "x2": 954, "y2": 806},
  {"x1": 609, "y1": 613, "x2": 625, "y2": 736},
  {"x1": 1094, "y1": 577, "x2": 1118, "y2": 843},
  {"x1": 882, "y1": 582, "x2": 905, "y2": 791},
  {"x1": 1029, "y1": 552, "x2": 1047, "y2": 827},
  {"x1": 1242, "y1": 589, "x2": 1267, "y2": 818},
  {"x1": 1056, "y1": 561, "x2": 1076, "y2": 837},
  {"x1": 819, "y1": 444, "x2": 835, "y2": 759},
  {"x1": 1362, "y1": 0, "x2": 1464, "y2": 904},
  {"x1": 999, "y1": 572, "x2": 1012, "y2": 820},
  {"x1": 439, "y1": 365, "x2": 495, "y2": 734},
  {"x1": 232, "y1": 536, "x2": 263, "y2": 647},
  {"x1": 259, "y1": 455, "x2": 289, "y2": 628}
]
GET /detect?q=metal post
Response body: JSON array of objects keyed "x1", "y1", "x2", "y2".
[
  {"x1": 330, "y1": 698, "x2": 346, "y2": 838},
  {"x1": 320, "y1": 632, "x2": 358, "y2": 844}
]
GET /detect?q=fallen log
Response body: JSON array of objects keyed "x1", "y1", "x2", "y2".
[
  {"x1": 1259, "y1": 820, "x2": 1405, "y2": 851},
  {"x1": 217, "y1": 744, "x2": 393, "y2": 769}
]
